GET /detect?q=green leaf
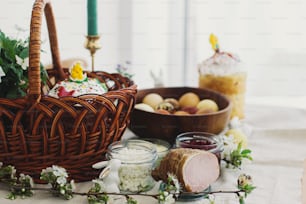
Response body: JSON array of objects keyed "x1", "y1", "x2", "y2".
[
  {"x1": 3, "y1": 39, "x2": 17, "y2": 62},
  {"x1": 0, "y1": 30, "x2": 48, "y2": 99},
  {"x1": 241, "y1": 149, "x2": 251, "y2": 155},
  {"x1": 127, "y1": 197, "x2": 138, "y2": 204},
  {"x1": 239, "y1": 196, "x2": 245, "y2": 204},
  {"x1": 7, "y1": 192, "x2": 16, "y2": 200},
  {"x1": 19, "y1": 47, "x2": 29, "y2": 58}
]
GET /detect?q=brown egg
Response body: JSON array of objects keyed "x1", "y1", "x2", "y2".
[
  {"x1": 142, "y1": 93, "x2": 163, "y2": 109},
  {"x1": 155, "y1": 109, "x2": 170, "y2": 115},
  {"x1": 174, "y1": 110, "x2": 190, "y2": 116},
  {"x1": 178, "y1": 92, "x2": 200, "y2": 108}
]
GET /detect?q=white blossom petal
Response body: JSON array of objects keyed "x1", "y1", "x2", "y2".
[
  {"x1": 56, "y1": 176, "x2": 67, "y2": 186},
  {"x1": 164, "y1": 194, "x2": 175, "y2": 204},
  {"x1": 23, "y1": 57, "x2": 29, "y2": 67},
  {"x1": 15, "y1": 55, "x2": 28, "y2": 70},
  {"x1": 0, "y1": 66, "x2": 5, "y2": 83},
  {"x1": 70, "y1": 180, "x2": 76, "y2": 190},
  {"x1": 15, "y1": 55, "x2": 23, "y2": 66},
  {"x1": 52, "y1": 165, "x2": 68, "y2": 178}
]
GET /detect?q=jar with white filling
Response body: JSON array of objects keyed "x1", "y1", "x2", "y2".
[{"x1": 106, "y1": 140, "x2": 157, "y2": 193}]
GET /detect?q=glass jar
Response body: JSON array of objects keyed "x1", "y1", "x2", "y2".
[
  {"x1": 106, "y1": 140, "x2": 157, "y2": 193},
  {"x1": 175, "y1": 132, "x2": 223, "y2": 161},
  {"x1": 136, "y1": 138, "x2": 171, "y2": 168},
  {"x1": 198, "y1": 52, "x2": 246, "y2": 119}
]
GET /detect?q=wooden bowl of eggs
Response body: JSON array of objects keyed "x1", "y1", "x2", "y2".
[{"x1": 129, "y1": 87, "x2": 232, "y2": 144}]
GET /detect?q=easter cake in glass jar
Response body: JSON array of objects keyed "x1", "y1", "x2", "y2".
[{"x1": 198, "y1": 34, "x2": 246, "y2": 119}]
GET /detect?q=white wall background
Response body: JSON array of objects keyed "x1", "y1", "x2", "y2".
[
  {"x1": 0, "y1": 0, "x2": 306, "y2": 101},
  {"x1": 186, "y1": 0, "x2": 306, "y2": 98}
]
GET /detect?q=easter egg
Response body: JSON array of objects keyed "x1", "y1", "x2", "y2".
[
  {"x1": 156, "y1": 102, "x2": 175, "y2": 113},
  {"x1": 178, "y1": 92, "x2": 200, "y2": 108},
  {"x1": 142, "y1": 93, "x2": 164, "y2": 109},
  {"x1": 196, "y1": 108, "x2": 215, "y2": 115},
  {"x1": 134, "y1": 103, "x2": 155, "y2": 112},
  {"x1": 164, "y1": 98, "x2": 180, "y2": 110},
  {"x1": 181, "y1": 106, "x2": 198, "y2": 114},
  {"x1": 174, "y1": 111, "x2": 190, "y2": 116},
  {"x1": 155, "y1": 109, "x2": 171, "y2": 115},
  {"x1": 196, "y1": 99, "x2": 219, "y2": 113}
]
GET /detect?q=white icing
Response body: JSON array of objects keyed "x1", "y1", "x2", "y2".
[
  {"x1": 48, "y1": 78, "x2": 108, "y2": 98},
  {"x1": 112, "y1": 147, "x2": 154, "y2": 163},
  {"x1": 198, "y1": 52, "x2": 244, "y2": 76}
]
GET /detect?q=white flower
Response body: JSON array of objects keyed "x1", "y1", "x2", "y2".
[
  {"x1": 15, "y1": 55, "x2": 29, "y2": 70},
  {"x1": 10, "y1": 166, "x2": 16, "y2": 179},
  {"x1": 208, "y1": 194, "x2": 215, "y2": 203},
  {"x1": 70, "y1": 180, "x2": 76, "y2": 190},
  {"x1": 0, "y1": 66, "x2": 5, "y2": 83},
  {"x1": 0, "y1": 162, "x2": 3, "y2": 168},
  {"x1": 19, "y1": 173, "x2": 34, "y2": 187},
  {"x1": 56, "y1": 176, "x2": 67, "y2": 186},
  {"x1": 52, "y1": 165, "x2": 68, "y2": 178},
  {"x1": 229, "y1": 116, "x2": 242, "y2": 129},
  {"x1": 238, "y1": 174, "x2": 253, "y2": 187},
  {"x1": 163, "y1": 193, "x2": 175, "y2": 204},
  {"x1": 221, "y1": 134, "x2": 237, "y2": 161},
  {"x1": 60, "y1": 188, "x2": 65, "y2": 195},
  {"x1": 41, "y1": 167, "x2": 53, "y2": 175},
  {"x1": 92, "y1": 179, "x2": 106, "y2": 193},
  {"x1": 167, "y1": 173, "x2": 181, "y2": 195}
]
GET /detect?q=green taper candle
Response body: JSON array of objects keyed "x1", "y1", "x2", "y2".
[{"x1": 87, "y1": 0, "x2": 98, "y2": 36}]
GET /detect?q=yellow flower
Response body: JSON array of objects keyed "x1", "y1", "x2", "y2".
[
  {"x1": 225, "y1": 128, "x2": 247, "y2": 148},
  {"x1": 70, "y1": 62, "x2": 84, "y2": 80},
  {"x1": 209, "y1": 33, "x2": 219, "y2": 51}
]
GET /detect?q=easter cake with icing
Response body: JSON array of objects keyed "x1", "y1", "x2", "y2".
[
  {"x1": 198, "y1": 34, "x2": 246, "y2": 119},
  {"x1": 48, "y1": 62, "x2": 107, "y2": 98}
]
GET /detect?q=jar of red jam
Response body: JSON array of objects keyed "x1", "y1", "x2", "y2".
[{"x1": 175, "y1": 132, "x2": 223, "y2": 161}]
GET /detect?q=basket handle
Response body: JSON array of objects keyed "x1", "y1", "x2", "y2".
[{"x1": 29, "y1": 0, "x2": 66, "y2": 101}]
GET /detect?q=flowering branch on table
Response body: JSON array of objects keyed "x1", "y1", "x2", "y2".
[
  {"x1": 222, "y1": 117, "x2": 253, "y2": 169},
  {"x1": 40, "y1": 165, "x2": 75, "y2": 200},
  {"x1": 0, "y1": 163, "x2": 255, "y2": 204},
  {"x1": 222, "y1": 141, "x2": 253, "y2": 169}
]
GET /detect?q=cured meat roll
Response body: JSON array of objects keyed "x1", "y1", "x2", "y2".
[{"x1": 152, "y1": 148, "x2": 219, "y2": 192}]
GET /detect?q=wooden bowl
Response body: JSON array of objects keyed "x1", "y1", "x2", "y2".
[{"x1": 129, "y1": 87, "x2": 232, "y2": 144}]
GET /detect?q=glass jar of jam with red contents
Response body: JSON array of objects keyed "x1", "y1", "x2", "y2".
[{"x1": 175, "y1": 132, "x2": 223, "y2": 161}]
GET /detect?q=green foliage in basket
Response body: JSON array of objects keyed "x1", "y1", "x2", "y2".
[{"x1": 0, "y1": 30, "x2": 48, "y2": 99}]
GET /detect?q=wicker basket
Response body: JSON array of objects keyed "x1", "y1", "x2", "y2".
[{"x1": 0, "y1": 0, "x2": 137, "y2": 182}]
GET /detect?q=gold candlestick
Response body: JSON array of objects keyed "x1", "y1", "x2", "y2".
[{"x1": 85, "y1": 35, "x2": 101, "y2": 72}]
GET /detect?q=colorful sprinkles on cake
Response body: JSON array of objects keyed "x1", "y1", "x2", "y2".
[{"x1": 48, "y1": 62, "x2": 107, "y2": 98}]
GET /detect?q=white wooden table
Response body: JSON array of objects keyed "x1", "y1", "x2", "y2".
[{"x1": 0, "y1": 103, "x2": 306, "y2": 204}]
